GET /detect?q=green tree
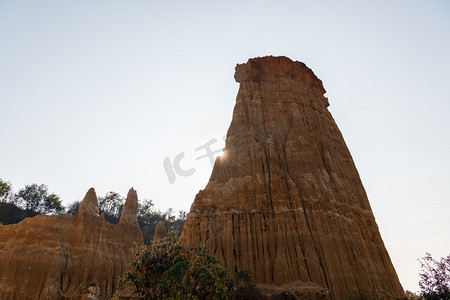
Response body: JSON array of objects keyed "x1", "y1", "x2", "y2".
[
  {"x1": 66, "y1": 200, "x2": 81, "y2": 215},
  {"x1": 0, "y1": 202, "x2": 38, "y2": 225},
  {"x1": 165, "y1": 207, "x2": 176, "y2": 222},
  {"x1": 406, "y1": 290, "x2": 423, "y2": 300},
  {"x1": 15, "y1": 184, "x2": 64, "y2": 214},
  {"x1": 233, "y1": 270, "x2": 255, "y2": 299},
  {"x1": 419, "y1": 252, "x2": 450, "y2": 299},
  {"x1": 137, "y1": 199, "x2": 156, "y2": 219},
  {"x1": 15, "y1": 184, "x2": 49, "y2": 211},
  {"x1": 121, "y1": 230, "x2": 248, "y2": 300},
  {"x1": 98, "y1": 191, "x2": 123, "y2": 221},
  {"x1": 137, "y1": 199, "x2": 161, "y2": 244},
  {"x1": 43, "y1": 193, "x2": 64, "y2": 214},
  {"x1": 0, "y1": 179, "x2": 13, "y2": 202},
  {"x1": 136, "y1": 200, "x2": 187, "y2": 245}
]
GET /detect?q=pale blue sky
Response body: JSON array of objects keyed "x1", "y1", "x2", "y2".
[{"x1": 1, "y1": 0, "x2": 449, "y2": 293}]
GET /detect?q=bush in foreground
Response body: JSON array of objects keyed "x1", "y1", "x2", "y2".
[
  {"x1": 121, "y1": 230, "x2": 254, "y2": 299},
  {"x1": 419, "y1": 252, "x2": 450, "y2": 299}
]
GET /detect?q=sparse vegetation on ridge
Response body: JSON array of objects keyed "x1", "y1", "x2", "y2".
[{"x1": 0, "y1": 178, "x2": 185, "y2": 244}]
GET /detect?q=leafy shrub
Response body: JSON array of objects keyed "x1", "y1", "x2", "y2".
[
  {"x1": 121, "y1": 230, "x2": 253, "y2": 299},
  {"x1": 419, "y1": 252, "x2": 450, "y2": 299}
]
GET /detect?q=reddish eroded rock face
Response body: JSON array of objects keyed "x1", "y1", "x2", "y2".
[
  {"x1": 182, "y1": 56, "x2": 405, "y2": 299},
  {"x1": 0, "y1": 188, "x2": 143, "y2": 300}
]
